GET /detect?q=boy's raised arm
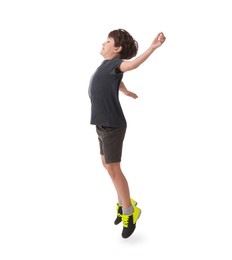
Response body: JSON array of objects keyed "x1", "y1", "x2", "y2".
[{"x1": 119, "y1": 32, "x2": 166, "y2": 73}]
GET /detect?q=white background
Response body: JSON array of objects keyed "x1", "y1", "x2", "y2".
[{"x1": 0, "y1": 0, "x2": 232, "y2": 259}]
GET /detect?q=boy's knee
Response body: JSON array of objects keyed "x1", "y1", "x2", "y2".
[{"x1": 105, "y1": 163, "x2": 120, "y2": 175}]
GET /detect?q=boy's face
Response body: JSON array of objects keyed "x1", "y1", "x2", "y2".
[{"x1": 100, "y1": 37, "x2": 121, "y2": 59}]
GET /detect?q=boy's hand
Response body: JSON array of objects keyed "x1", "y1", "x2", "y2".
[
  {"x1": 152, "y1": 32, "x2": 166, "y2": 49},
  {"x1": 124, "y1": 90, "x2": 138, "y2": 99}
]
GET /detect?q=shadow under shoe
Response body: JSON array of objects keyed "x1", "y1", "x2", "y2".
[
  {"x1": 114, "y1": 198, "x2": 137, "y2": 225},
  {"x1": 121, "y1": 205, "x2": 141, "y2": 239}
]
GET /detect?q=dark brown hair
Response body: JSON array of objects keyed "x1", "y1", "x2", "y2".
[{"x1": 108, "y1": 29, "x2": 138, "y2": 59}]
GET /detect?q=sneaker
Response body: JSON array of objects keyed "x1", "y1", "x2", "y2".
[
  {"x1": 121, "y1": 205, "x2": 141, "y2": 239},
  {"x1": 114, "y1": 198, "x2": 137, "y2": 225}
]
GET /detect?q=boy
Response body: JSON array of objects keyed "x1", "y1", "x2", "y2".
[{"x1": 88, "y1": 29, "x2": 166, "y2": 238}]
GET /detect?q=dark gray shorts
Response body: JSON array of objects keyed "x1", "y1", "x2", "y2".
[{"x1": 96, "y1": 126, "x2": 126, "y2": 164}]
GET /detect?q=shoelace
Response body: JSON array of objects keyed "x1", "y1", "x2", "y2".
[{"x1": 122, "y1": 215, "x2": 129, "y2": 228}]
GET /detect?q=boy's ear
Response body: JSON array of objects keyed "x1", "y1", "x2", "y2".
[{"x1": 114, "y1": 46, "x2": 122, "y2": 53}]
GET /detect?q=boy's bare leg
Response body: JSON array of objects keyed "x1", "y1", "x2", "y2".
[{"x1": 101, "y1": 155, "x2": 131, "y2": 209}]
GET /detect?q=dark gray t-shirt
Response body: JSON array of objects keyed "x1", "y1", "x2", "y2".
[{"x1": 88, "y1": 58, "x2": 127, "y2": 127}]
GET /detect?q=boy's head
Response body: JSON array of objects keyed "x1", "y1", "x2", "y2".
[{"x1": 108, "y1": 29, "x2": 138, "y2": 59}]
